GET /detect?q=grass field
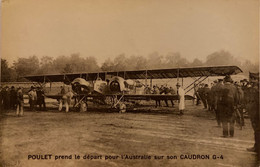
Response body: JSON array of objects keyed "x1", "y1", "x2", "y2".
[{"x1": 0, "y1": 101, "x2": 258, "y2": 167}]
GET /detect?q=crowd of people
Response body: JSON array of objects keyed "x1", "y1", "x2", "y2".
[
  {"x1": 149, "y1": 84, "x2": 176, "y2": 107},
  {"x1": 144, "y1": 83, "x2": 185, "y2": 115},
  {"x1": 0, "y1": 86, "x2": 47, "y2": 116},
  {"x1": 194, "y1": 75, "x2": 259, "y2": 161}
]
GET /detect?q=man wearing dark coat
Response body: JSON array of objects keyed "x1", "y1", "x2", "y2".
[
  {"x1": 218, "y1": 75, "x2": 238, "y2": 137},
  {"x1": 36, "y1": 87, "x2": 46, "y2": 110},
  {"x1": 198, "y1": 84, "x2": 207, "y2": 109},
  {"x1": 215, "y1": 79, "x2": 224, "y2": 127},
  {"x1": 10, "y1": 86, "x2": 17, "y2": 110},
  {"x1": 0, "y1": 86, "x2": 3, "y2": 111},
  {"x1": 3, "y1": 86, "x2": 11, "y2": 110},
  {"x1": 246, "y1": 82, "x2": 259, "y2": 157},
  {"x1": 234, "y1": 82, "x2": 245, "y2": 129},
  {"x1": 203, "y1": 84, "x2": 211, "y2": 110},
  {"x1": 210, "y1": 80, "x2": 218, "y2": 111}
]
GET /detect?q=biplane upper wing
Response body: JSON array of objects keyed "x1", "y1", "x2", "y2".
[{"x1": 24, "y1": 65, "x2": 242, "y2": 82}]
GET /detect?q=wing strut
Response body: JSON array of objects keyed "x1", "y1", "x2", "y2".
[
  {"x1": 112, "y1": 95, "x2": 124, "y2": 108},
  {"x1": 184, "y1": 76, "x2": 204, "y2": 91},
  {"x1": 185, "y1": 76, "x2": 209, "y2": 94}
]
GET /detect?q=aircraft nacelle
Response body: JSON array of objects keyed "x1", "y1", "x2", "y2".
[
  {"x1": 71, "y1": 78, "x2": 93, "y2": 94},
  {"x1": 71, "y1": 77, "x2": 142, "y2": 95},
  {"x1": 93, "y1": 78, "x2": 108, "y2": 94},
  {"x1": 108, "y1": 76, "x2": 143, "y2": 93}
]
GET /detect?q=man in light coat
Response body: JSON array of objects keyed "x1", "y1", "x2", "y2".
[
  {"x1": 59, "y1": 87, "x2": 74, "y2": 112},
  {"x1": 28, "y1": 87, "x2": 37, "y2": 111},
  {"x1": 177, "y1": 83, "x2": 185, "y2": 115}
]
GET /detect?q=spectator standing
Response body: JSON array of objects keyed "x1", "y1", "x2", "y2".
[
  {"x1": 218, "y1": 76, "x2": 238, "y2": 137},
  {"x1": 10, "y1": 86, "x2": 17, "y2": 110},
  {"x1": 176, "y1": 83, "x2": 185, "y2": 115},
  {"x1": 234, "y1": 82, "x2": 245, "y2": 129},
  {"x1": 204, "y1": 84, "x2": 211, "y2": 111},
  {"x1": 3, "y1": 86, "x2": 11, "y2": 110},
  {"x1": 37, "y1": 87, "x2": 46, "y2": 111},
  {"x1": 153, "y1": 85, "x2": 161, "y2": 108},
  {"x1": 16, "y1": 87, "x2": 24, "y2": 116},
  {"x1": 246, "y1": 81, "x2": 259, "y2": 155},
  {"x1": 0, "y1": 86, "x2": 3, "y2": 111},
  {"x1": 169, "y1": 86, "x2": 175, "y2": 107},
  {"x1": 28, "y1": 87, "x2": 37, "y2": 111}
]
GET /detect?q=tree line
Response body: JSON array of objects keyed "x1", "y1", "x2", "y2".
[{"x1": 1, "y1": 50, "x2": 258, "y2": 82}]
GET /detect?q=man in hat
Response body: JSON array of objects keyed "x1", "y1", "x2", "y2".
[
  {"x1": 37, "y1": 87, "x2": 46, "y2": 111},
  {"x1": 218, "y1": 75, "x2": 238, "y2": 137},
  {"x1": 193, "y1": 83, "x2": 200, "y2": 105},
  {"x1": 214, "y1": 79, "x2": 224, "y2": 127},
  {"x1": 234, "y1": 82, "x2": 245, "y2": 129},
  {"x1": 203, "y1": 84, "x2": 211, "y2": 111},
  {"x1": 176, "y1": 83, "x2": 185, "y2": 115},
  {"x1": 198, "y1": 83, "x2": 207, "y2": 109},
  {"x1": 169, "y1": 86, "x2": 175, "y2": 107},
  {"x1": 59, "y1": 87, "x2": 74, "y2": 112},
  {"x1": 28, "y1": 86, "x2": 37, "y2": 111},
  {"x1": 3, "y1": 86, "x2": 10, "y2": 110},
  {"x1": 153, "y1": 85, "x2": 161, "y2": 108},
  {"x1": 28, "y1": 86, "x2": 34, "y2": 110},
  {"x1": 246, "y1": 81, "x2": 259, "y2": 156},
  {"x1": 210, "y1": 80, "x2": 218, "y2": 111},
  {"x1": 10, "y1": 86, "x2": 17, "y2": 110}
]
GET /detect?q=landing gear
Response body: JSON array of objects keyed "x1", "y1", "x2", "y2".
[
  {"x1": 111, "y1": 95, "x2": 127, "y2": 113},
  {"x1": 74, "y1": 95, "x2": 88, "y2": 112},
  {"x1": 118, "y1": 102, "x2": 126, "y2": 113},
  {"x1": 80, "y1": 101, "x2": 87, "y2": 112}
]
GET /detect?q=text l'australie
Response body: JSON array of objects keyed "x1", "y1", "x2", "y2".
[{"x1": 28, "y1": 154, "x2": 224, "y2": 160}]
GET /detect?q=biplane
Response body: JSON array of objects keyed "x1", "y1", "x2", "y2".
[{"x1": 24, "y1": 65, "x2": 242, "y2": 110}]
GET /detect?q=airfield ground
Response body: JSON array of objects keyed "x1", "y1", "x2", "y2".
[{"x1": 0, "y1": 100, "x2": 258, "y2": 167}]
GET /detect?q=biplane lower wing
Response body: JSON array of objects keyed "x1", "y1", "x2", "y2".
[
  {"x1": 104, "y1": 94, "x2": 194, "y2": 100},
  {"x1": 45, "y1": 94, "x2": 194, "y2": 101}
]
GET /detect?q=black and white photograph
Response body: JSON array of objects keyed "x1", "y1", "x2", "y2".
[{"x1": 0, "y1": 0, "x2": 259, "y2": 166}]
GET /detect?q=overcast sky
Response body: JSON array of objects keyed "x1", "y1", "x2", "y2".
[{"x1": 1, "y1": 0, "x2": 259, "y2": 65}]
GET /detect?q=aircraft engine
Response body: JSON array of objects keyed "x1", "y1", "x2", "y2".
[
  {"x1": 108, "y1": 76, "x2": 141, "y2": 93},
  {"x1": 110, "y1": 80, "x2": 121, "y2": 92},
  {"x1": 71, "y1": 78, "x2": 93, "y2": 94},
  {"x1": 109, "y1": 76, "x2": 125, "y2": 92}
]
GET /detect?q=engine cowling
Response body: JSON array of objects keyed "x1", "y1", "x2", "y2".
[
  {"x1": 109, "y1": 76, "x2": 125, "y2": 92},
  {"x1": 71, "y1": 78, "x2": 93, "y2": 94},
  {"x1": 110, "y1": 80, "x2": 121, "y2": 92},
  {"x1": 108, "y1": 76, "x2": 141, "y2": 93}
]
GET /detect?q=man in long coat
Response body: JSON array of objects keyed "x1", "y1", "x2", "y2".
[
  {"x1": 177, "y1": 83, "x2": 185, "y2": 115},
  {"x1": 218, "y1": 75, "x2": 238, "y2": 137}
]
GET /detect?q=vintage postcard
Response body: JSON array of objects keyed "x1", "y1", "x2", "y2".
[{"x1": 0, "y1": 0, "x2": 259, "y2": 166}]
